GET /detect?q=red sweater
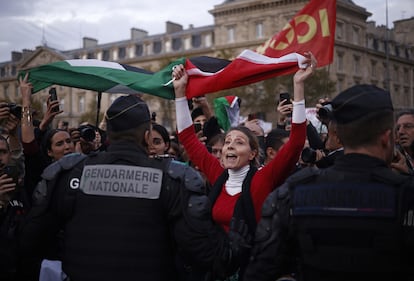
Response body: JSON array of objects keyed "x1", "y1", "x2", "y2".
[{"x1": 178, "y1": 122, "x2": 306, "y2": 231}]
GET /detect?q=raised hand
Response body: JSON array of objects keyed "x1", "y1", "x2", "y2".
[
  {"x1": 294, "y1": 51, "x2": 317, "y2": 85},
  {"x1": 172, "y1": 64, "x2": 188, "y2": 99}
]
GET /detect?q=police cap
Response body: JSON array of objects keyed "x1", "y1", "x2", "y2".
[
  {"x1": 106, "y1": 95, "x2": 150, "y2": 132},
  {"x1": 331, "y1": 84, "x2": 393, "y2": 124}
]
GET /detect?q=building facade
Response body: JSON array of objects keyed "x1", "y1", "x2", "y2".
[{"x1": 0, "y1": 0, "x2": 413, "y2": 128}]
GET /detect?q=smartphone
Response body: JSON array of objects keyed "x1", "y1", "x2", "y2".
[
  {"x1": 1, "y1": 165, "x2": 19, "y2": 185},
  {"x1": 248, "y1": 113, "x2": 257, "y2": 121},
  {"x1": 194, "y1": 123, "x2": 203, "y2": 134},
  {"x1": 49, "y1": 87, "x2": 59, "y2": 112},
  {"x1": 279, "y1": 92, "x2": 292, "y2": 104}
]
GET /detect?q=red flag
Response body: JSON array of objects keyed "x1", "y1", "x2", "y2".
[
  {"x1": 256, "y1": 0, "x2": 336, "y2": 67},
  {"x1": 183, "y1": 0, "x2": 336, "y2": 99}
]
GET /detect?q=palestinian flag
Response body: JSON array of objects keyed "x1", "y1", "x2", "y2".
[
  {"x1": 20, "y1": 58, "x2": 185, "y2": 99},
  {"x1": 214, "y1": 96, "x2": 240, "y2": 132},
  {"x1": 184, "y1": 51, "x2": 304, "y2": 99},
  {"x1": 20, "y1": 0, "x2": 336, "y2": 100}
]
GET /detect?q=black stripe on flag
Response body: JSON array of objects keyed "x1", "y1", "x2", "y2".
[
  {"x1": 121, "y1": 64, "x2": 154, "y2": 75},
  {"x1": 189, "y1": 56, "x2": 231, "y2": 73}
]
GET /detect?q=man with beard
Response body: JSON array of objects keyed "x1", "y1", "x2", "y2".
[{"x1": 395, "y1": 110, "x2": 414, "y2": 174}]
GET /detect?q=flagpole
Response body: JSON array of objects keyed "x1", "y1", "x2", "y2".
[{"x1": 96, "y1": 92, "x2": 102, "y2": 127}]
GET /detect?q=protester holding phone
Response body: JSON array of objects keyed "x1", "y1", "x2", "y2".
[
  {"x1": 19, "y1": 73, "x2": 72, "y2": 198},
  {"x1": 276, "y1": 93, "x2": 293, "y2": 129},
  {"x1": 0, "y1": 133, "x2": 28, "y2": 281}
]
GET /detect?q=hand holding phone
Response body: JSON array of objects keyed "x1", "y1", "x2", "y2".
[
  {"x1": 279, "y1": 92, "x2": 292, "y2": 105},
  {"x1": 49, "y1": 88, "x2": 60, "y2": 113},
  {"x1": 248, "y1": 113, "x2": 257, "y2": 121}
]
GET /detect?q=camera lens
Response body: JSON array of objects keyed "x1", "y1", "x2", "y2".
[
  {"x1": 318, "y1": 103, "x2": 333, "y2": 119},
  {"x1": 301, "y1": 147, "x2": 317, "y2": 163}
]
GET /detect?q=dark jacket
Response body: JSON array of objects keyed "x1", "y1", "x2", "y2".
[
  {"x1": 19, "y1": 141, "x2": 235, "y2": 281},
  {"x1": 245, "y1": 153, "x2": 414, "y2": 281}
]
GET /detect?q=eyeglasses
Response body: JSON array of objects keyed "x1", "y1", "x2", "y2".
[{"x1": 396, "y1": 123, "x2": 414, "y2": 131}]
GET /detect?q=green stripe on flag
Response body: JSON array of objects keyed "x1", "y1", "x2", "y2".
[{"x1": 19, "y1": 58, "x2": 186, "y2": 100}]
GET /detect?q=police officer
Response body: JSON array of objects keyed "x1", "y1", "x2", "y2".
[
  {"x1": 244, "y1": 84, "x2": 414, "y2": 281},
  {"x1": 19, "y1": 95, "x2": 243, "y2": 281}
]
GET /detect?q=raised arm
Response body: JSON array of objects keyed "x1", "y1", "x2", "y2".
[{"x1": 19, "y1": 73, "x2": 35, "y2": 144}]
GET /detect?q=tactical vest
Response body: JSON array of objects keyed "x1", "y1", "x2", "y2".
[
  {"x1": 60, "y1": 150, "x2": 181, "y2": 281},
  {"x1": 288, "y1": 166, "x2": 414, "y2": 280}
]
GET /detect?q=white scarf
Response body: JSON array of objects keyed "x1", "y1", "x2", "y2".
[{"x1": 225, "y1": 165, "x2": 250, "y2": 196}]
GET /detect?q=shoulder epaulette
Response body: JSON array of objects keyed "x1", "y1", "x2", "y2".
[{"x1": 41, "y1": 153, "x2": 87, "y2": 180}]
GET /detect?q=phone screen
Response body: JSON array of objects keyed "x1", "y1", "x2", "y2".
[
  {"x1": 49, "y1": 88, "x2": 59, "y2": 112},
  {"x1": 194, "y1": 123, "x2": 202, "y2": 134},
  {"x1": 279, "y1": 93, "x2": 292, "y2": 104}
]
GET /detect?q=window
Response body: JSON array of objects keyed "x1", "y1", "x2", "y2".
[
  {"x1": 371, "y1": 60, "x2": 377, "y2": 77},
  {"x1": 11, "y1": 66, "x2": 16, "y2": 76},
  {"x1": 153, "y1": 41, "x2": 162, "y2": 54},
  {"x1": 353, "y1": 56, "x2": 360, "y2": 75},
  {"x1": 352, "y1": 26, "x2": 359, "y2": 45},
  {"x1": 337, "y1": 79, "x2": 343, "y2": 93},
  {"x1": 394, "y1": 66, "x2": 399, "y2": 82},
  {"x1": 0, "y1": 68, "x2": 5, "y2": 77},
  {"x1": 172, "y1": 38, "x2": 182, "y2": 51},
  {"x1": 128, "y1": 47, "x2": 134, "y2": 58},
  {"x1": 255, "y1": 22, "x2": 264, "y2": 39},
  {"x1": 135, "y1": 44, "x2": 143, "y2": 56},
  {"x1": 79, "y1": 96, "x2": 85, "y2": 113},
  {"x1": 404, "y1": 68, "x2": 409, "y2": 83},
  {"x1": 4, "y1": 85, "x2": 9, "y2": 98},
  {"x1": 383, "y1": 62, "x2": 389, "y2": 81},
  {"x1": 373, "y1": 38, "x2": 379, "y2": 51},
  {"x1": 337, "y1": 52, "x2": 344, "y2": 72},
  {"x1": 184, "y1": 37, "x2": 191, "y2": 50},
  {"x1": 118, "y1": 47, "x2": 126, "y2": 59},
  {"x1": 204, "y1": 34, "x2": 212, "y2": 47},
  {"x1": 227, "y1": 26, "x2": 235, "y2": 43},
  {"x1": 102, "y1": 50, "x2": 110, "y2": 61},
  {"x1": 336, "y1": 22, "x2": 343, "y2": 39},
  {"x1": 165, "y1": 40, "x2": 171, "y2": 53},
  {"x1": 60, "y1": 98, "x2": 65, "y2": 112},
  {"x1": 192, "y1": 34, "x2": 201, "y2": 48},
  {"x1": 395, "y1": 45, "x2": 400, "y2": 57}
]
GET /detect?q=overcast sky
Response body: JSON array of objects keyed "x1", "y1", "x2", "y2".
[{"x1": 1, "y1": 0, "x2": 413, "y2": 62}]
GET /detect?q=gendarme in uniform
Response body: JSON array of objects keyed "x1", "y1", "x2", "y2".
[
  {"x1": 244, "y1": 85, "x2": 414, "y2": 281},
  {"x1": 20, "y1": 95, "x2": 239, "y2": 281}
]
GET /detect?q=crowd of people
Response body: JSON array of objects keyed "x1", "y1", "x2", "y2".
[{"x1": 1, "y1": 51, "x2": 414, "y2": 281}]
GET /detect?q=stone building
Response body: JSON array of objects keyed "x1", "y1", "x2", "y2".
[{"x1": 0, "y1": 0, "x2": 413, "y2": 129}]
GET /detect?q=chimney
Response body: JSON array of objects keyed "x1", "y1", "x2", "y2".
[
  {"x1": 83, "y1": 37, "x2": 98, "y2": 48},
  {"x1": 166, "y1": 21, "x2": 183, "y2": 34},
  {"x1": 22, "y1": 49, "x2": 34, "y2": 58},
  {"x1": 11, "y1": 51, "x2": 22, "y2": 62},
  {"x1": 131, "y1": 28, "x2": 148, "y2": 40}
]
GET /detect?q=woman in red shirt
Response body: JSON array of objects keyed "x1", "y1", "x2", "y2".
[{"x1": 173, "y1": 52, "x2": 317, "y2": 278}]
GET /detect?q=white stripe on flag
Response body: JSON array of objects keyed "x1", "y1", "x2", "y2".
[
  {"x1": 237, "y1": 50, "x2": 306, "y2": 67},
  {"x1": 65, "y1": 59, "x2": 126, "y2": 70}
]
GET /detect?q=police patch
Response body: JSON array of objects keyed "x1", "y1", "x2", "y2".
[{"x1": 80, "y1": 164, "x2": 163, "y2": 199}]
